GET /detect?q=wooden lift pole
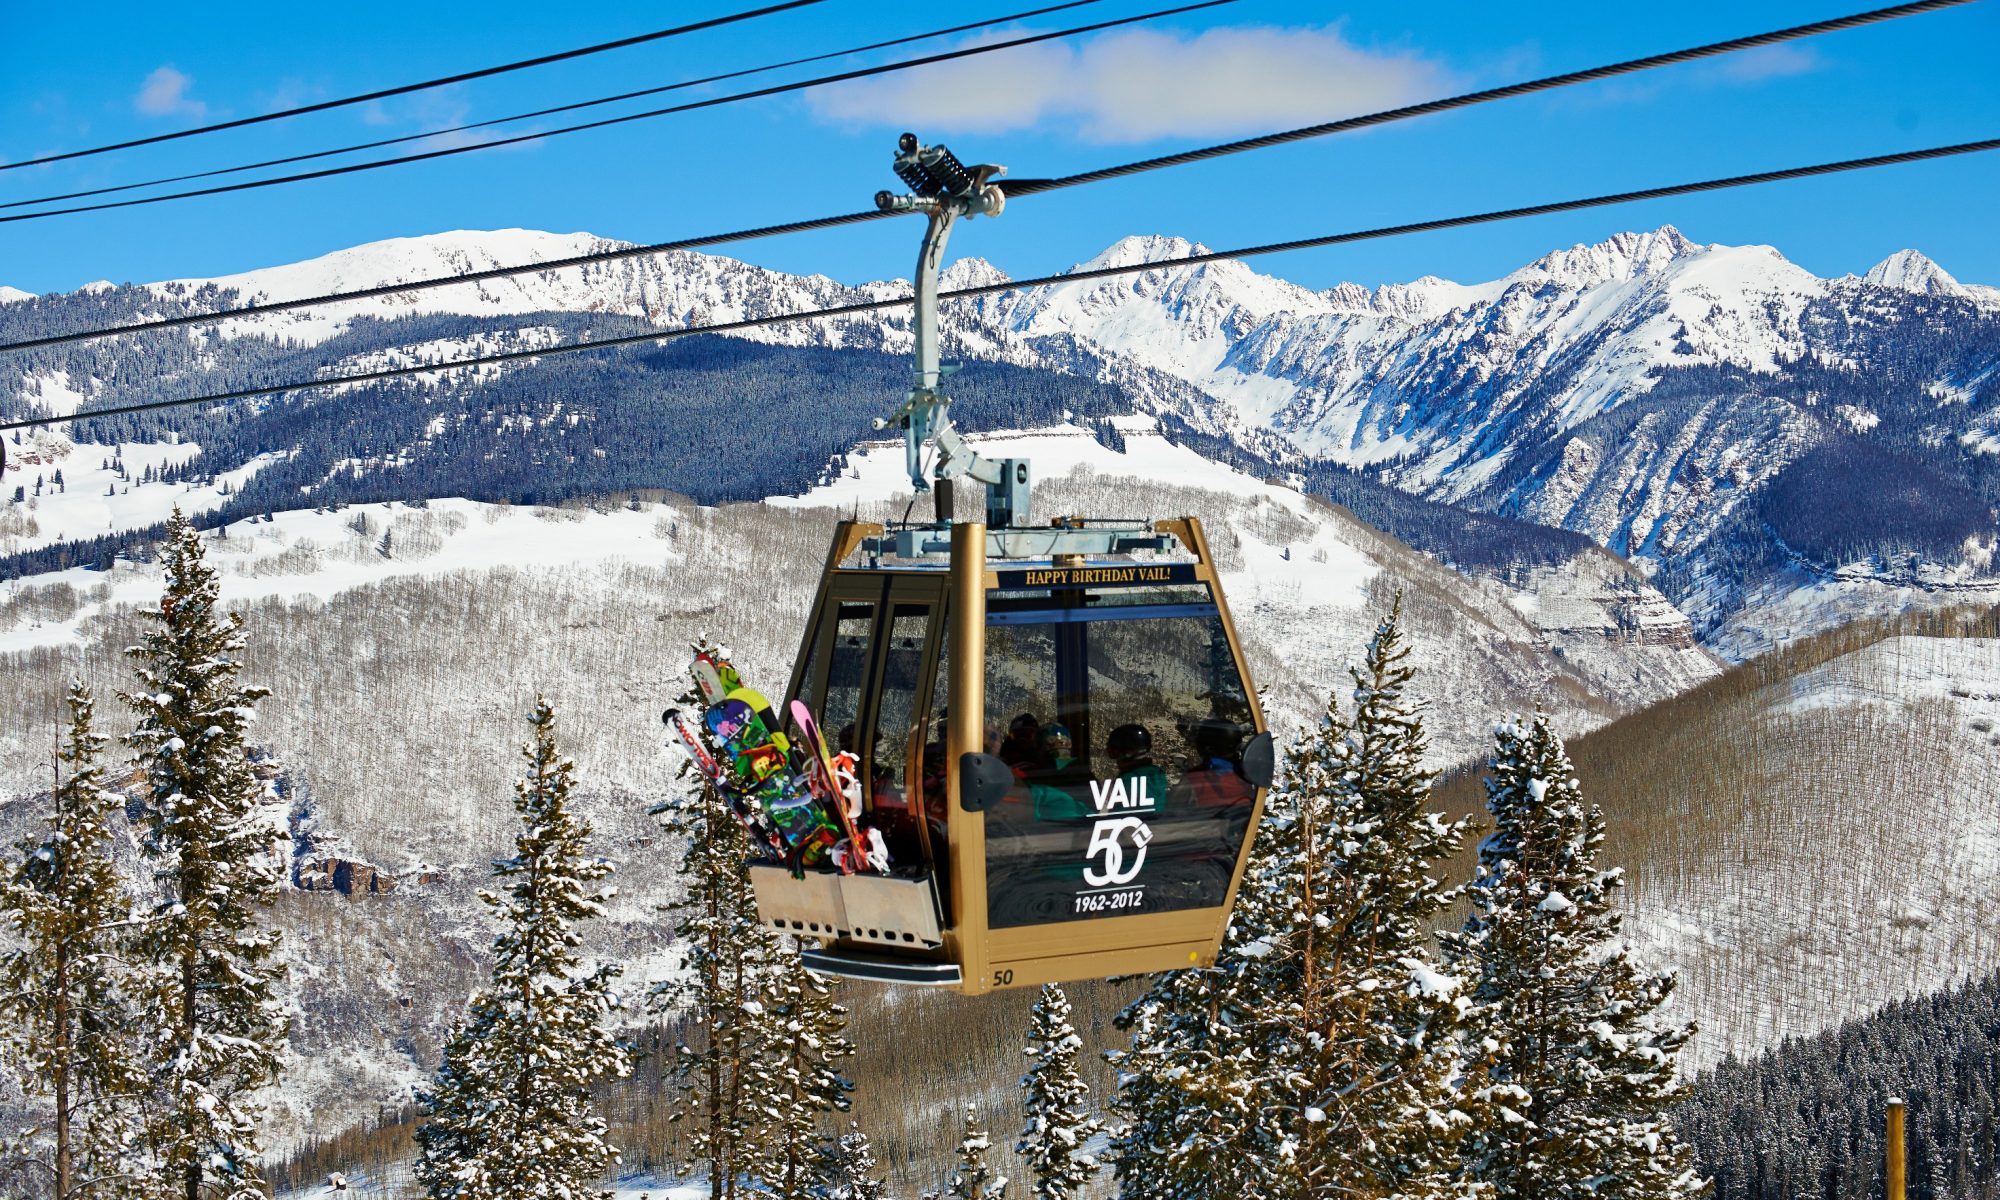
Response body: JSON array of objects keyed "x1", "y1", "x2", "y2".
[{"x1": 1888, "y1": 1096, "x2": 1906, "y2": 1200}]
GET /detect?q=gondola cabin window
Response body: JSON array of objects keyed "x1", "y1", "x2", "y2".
[
  {"x1": 981, "y1": 581, "x2": 1257, "y2": 929},
  {"x1": 798, "y1": 600, "x2": 876, "y2": 746}
]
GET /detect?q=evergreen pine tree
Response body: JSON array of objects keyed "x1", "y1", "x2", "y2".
[
  {"x1": 0, "y1": 682, "x2": 146, "y2": 1200},
  {"x1": 122, "y1": 507, "x2": 286, "y2": 1200},
  {"x1": 414, "y1": 698, "x2": 630, "y2": 1200},
  {"x1": 1017, "y1": 984, "x2": 1102, "y2": 1200},
  {"x1": 652, "y1": 649, "x2": 784, "y2": 1200},
  {"x1": 1446, "y1": 712, "x2": 1706, "y2": 1200},
  {"x1": 1250, "y1": 604, "x2": 1483, "y2": 1199},
  {"x1": 1109, "y1": 741, "x2": 1297, "y2": 1199},
  {"x1": 755, "y1": 953, "x2": 857, "y2": 1200},
  {"x1": 1107, "y1": 938, "x2": 1273, "y2": 1198},
  {"x1": 1112, "y1": 606, "x2": 1479, "y2": 1200},
  {"x1": 814, "y1": 1122, "x2": 885, "y2": 1200},
  {"x1": 946, "y1": 1106, "x2": 1007, "y2": 1200}
]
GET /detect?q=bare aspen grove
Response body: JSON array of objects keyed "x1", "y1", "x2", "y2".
[{"x1": 1441, "y1": 605, "x2": 2000, "y2": 1057}]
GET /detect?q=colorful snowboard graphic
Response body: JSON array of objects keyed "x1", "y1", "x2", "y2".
[
  {"x1": 664, "y1": 707, "x2": 787, "y2": 859},
  {"x1": 674, "y1": 651, "x2": 890, "y2": 879},
  {"x1": 705, "y1": 693, "x2": 792, "y2": 787},
  {"x1": 789, "y1": 699, "x2": 873, "y2": 871}
]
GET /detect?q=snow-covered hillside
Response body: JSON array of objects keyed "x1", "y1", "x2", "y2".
[
  {"x1": 1537, "y1": 625, "x2": 2000, "y2": 1066},
  {"x1": 0, "y1": 426, "x2": 1715, "y2": 1152}
]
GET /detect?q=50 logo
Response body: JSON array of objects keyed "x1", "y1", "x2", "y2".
[{"x1": 1083, "y1": 816, "x2": 1153, "y2": 888}]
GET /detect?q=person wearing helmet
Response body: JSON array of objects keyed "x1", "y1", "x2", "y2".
[
  {"x1": 999, "y1": 712, "x2": 1041, "y2": 772},
  {"x1": 1107, "y1": 723, "x2": 1169, "y2": 811},
  {"x1": 1025, "y1": 722, "x2": 1094, "y2": 819},
  {"x1": 1176, "y1": 717, "x2": 1251, "y2": 809}
]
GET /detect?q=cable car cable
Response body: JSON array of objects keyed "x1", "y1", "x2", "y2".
[
  {"x1": 0, "y1": 0, "x2": 1961, "y2": 356},
  {"x1": 0, "y1": 1, "x2": 1112, "y2": 214},
  {"x1": 5, "y1": 133, "x2": 1993, "y2": 439},
  {"x1": 998, "y1": 0, "x2": 1980, "y2": 199},
  {"x1": 0, "y1": 0, "x2": 836, "y2": 175},
  {"x1": 0, "y1": 0, "x2": 1237, "y2": 226}
]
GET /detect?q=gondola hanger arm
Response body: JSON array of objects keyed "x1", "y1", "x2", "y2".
[{"x1": 872, "y1": 133, "x2": 1029, "y2": 525}]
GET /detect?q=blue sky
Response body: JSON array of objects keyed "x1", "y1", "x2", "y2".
[{"x1": 2, "y1": 0, "x2": 1996, "y2": 297}]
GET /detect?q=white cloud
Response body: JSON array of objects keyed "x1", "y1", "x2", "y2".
[
  {"x1": 1708, "y1": 44, "x2": 1823, "y2": 84},
  {"x1": 808, "y1": 24, "x2": 1455, "y2": 143},
  {"x1": 134, "y1": 66, "x2": 206, "y2": 119}
]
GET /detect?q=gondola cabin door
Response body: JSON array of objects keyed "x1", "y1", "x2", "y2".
[{"x1": 775, "y1": 519, "x2": 1269, "y2": 994}]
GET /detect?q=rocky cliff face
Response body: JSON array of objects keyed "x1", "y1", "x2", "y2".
[{"x1": 295, "y1": 857, "x2": 397, "y2": 896}]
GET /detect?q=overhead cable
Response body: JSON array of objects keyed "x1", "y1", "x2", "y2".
[
  {"x1": 5, "y1": 134, "x2": 1994, "y2": 438},
  {"x1": 1, "y1": 1, "x2": 1111, "y2": 213},
  {"x1": 0, "y1": 0, "x2": 1236, "y2": 225},
  {"x1": 1000, "y1": 0, "x2": 1981, "y2": 198},
  {"x1": 0, "y1": 0, "x2": 834, "y2": 174},
  {"x1": 0, "y1": 0, "x2": 1961, "y2": 356}
]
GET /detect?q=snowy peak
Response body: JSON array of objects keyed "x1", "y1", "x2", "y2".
[
  {"x1": 1075, "y1": 233, "x2": 1211, "y2": 272},
  {"x1": 940, "y1": 256, "x2": 1011, "y2": 291},
  {"x1": 1369, "y1": 274, "x2": 1496, "y2": 321},
  {"x1": 1052, "y1": 234, "x2": 1336, "y2": 322},
  {"x1": 0, "y1": 286, "x2": 33, "y2": 305},
  {"x1": 1509, "y1": 225, "x2": 1708, "y2": 290},
  {"x1": 156, "y1": 228, "x2": 617, "y2": 301},
  {"x1": 1864, "y1": 249, "x2": 1964, "y2": 297}
]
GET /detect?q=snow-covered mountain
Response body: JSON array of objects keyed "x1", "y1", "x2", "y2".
[
  {"x1": 1542, "y1": 622, "x2": 2000, "y2": 1062},
  {"x1": 5, "y1": 223, "x2": 1997, "y2": 652}
]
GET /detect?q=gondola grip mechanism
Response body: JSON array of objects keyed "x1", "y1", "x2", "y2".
[{"x1": 874, "y1": 133, "x2": 1028, "y2": 526}]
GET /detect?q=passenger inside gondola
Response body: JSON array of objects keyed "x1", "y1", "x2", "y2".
[
  {"x1": 1173, "y1": 717, "x2": 1253, "y2": 809},
  {"x1": 998, "y1": 712, "x2": 1041, "y2": 770},
  {"x1": 1107, "y1": 723, "x2": 1169, "y2": 812},
  {"x1": 1022, "y1": 723, "x2": 1094, "y2": 818}
]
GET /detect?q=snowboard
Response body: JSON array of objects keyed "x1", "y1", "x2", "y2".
[
  {"x1": 789, "y1": 700, "x2": 874, "y2": 872},
  {"x1": 663, "y1": 707, "x2": 787, "y2": 859},
  {"x1": 697, "y1": 679, "x2": 846, "y2": 875},
  {"x1": 705, "y1": 690, "x2": 794, "y2": 789},
  {"x1": 691, "y1": 649, "x2": 743, "y2": 708}
]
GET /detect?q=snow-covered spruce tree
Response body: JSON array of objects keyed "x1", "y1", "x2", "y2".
[
  {"x1": 0, "y1": 682, "x2": 146, "y2": 1200},
  {"x1": 122, "y1": 507, "x2": 286, "y2": 1200},
  {"x1": 1112, "y1": 605, "x2": 1480, "y2": 1200},
  {"x1": 652, "y1": 651, "x2": 784, "y2": 1200},
  {"x1": 754, "y1": 951, "x2": 857, "y2": 1199},
  {"x1": 1253, "y1": 603, "x2": 1483, "y2": 1199},
  {"x1": 1017, "y1": 984, "x2": 1102, "y2": 1200},
  {"x1": 814, "y1": 1121, "x2": 885, "y2": 1200},
  {"x1": 1445, "y1": 712, "x2": 1705, "y2": 1200},
  {"x1": 946, "y1": 1106, "x2": 1008, "y2": 1200},
  {"x1": 1108, "y1": 776, "x2": 1292, "y2": 1198},
  {"x1": 414, "y1": 698, "x2": 631, "y2": 1200}
]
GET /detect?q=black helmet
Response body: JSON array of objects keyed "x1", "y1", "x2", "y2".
[
  {"x1": 1107, "y1": 723, "x2": 1152, "y2": 759},
  {"x1": 1009, "y1": 712, "x2": 1040, "y2": 737},
  {"x1": 1191, "y1": 717, "x2": 1242, "y2": 758}
]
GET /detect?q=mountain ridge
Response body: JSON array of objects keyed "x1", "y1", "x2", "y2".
[{"x1": 5, "y1": 223, "x2": 1998, "y2": 653}]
